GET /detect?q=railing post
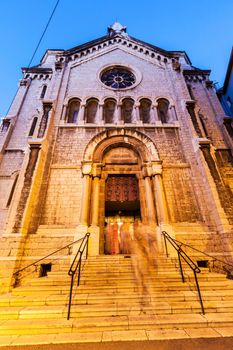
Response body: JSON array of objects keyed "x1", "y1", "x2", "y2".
[
  {"x1": 77, "y1": 261, "x2": 82, "y2": 286},
  {"x1": 178, "y1": 251, "x2": 185, "y2": 283},
  {"x1": 193, "y1": 270, "x2": 205, "y2": 314},
  {"x1": 86, "y1": 233, "x2": 90, "y2": 259},
  {"x1": 67, "y1": 273, "x2": 74, "y2": 320},
  {"x1": 163, "y1": 233, "x2": 169, "y2": 257},
  {"x1": 67, "y1": 233, "x2": 90, "y2": 320}
]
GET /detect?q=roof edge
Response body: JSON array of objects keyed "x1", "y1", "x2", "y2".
[{"x1": 223, "y1": 47, "x2": 233, "y2": 94}]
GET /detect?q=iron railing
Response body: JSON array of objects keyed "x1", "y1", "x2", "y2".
[
  {"x1": 169, "y1": 237, "x2": 233, "y2": 277},
  {"x1": 162, "y1": 231, "x2": 205, "y2": 314},
  {"x1": 67, "y1": 232, "x2": 90, "y2": 320},
  {"x1": 13, "y1": 236, "x2": 88, "y2": 287}
]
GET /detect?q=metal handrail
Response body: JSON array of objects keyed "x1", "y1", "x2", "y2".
[
  {"x1": 67, "y1": 232, "x2": 90, "y2": 320},
  {"x1": 170, "y1": 237, "x2": 233, "y2": 273},
  {"x1": 13, "y1": 237, "x2": 86, "y2": 286},
  {"x1": 162, "y1": 231, "x2": 205, "y2": 314}
]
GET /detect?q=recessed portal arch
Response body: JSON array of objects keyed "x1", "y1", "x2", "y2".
[
  {"x1": 81, "y1": 129, "x2": 167, "y2": 254},
  {"x1": 83, "y1": 128, "x2": 159, "y2": 162}
]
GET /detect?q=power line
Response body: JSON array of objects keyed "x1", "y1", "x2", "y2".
[
  {"x1": 5, "y1": 0, "x2": 60, "y2": 116},
  {"x1": 28, "y1": 0, "x2": 61, "y2": 68}
]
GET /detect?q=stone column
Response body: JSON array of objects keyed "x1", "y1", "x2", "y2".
[
  {"x1": 144, "y1": 176, "x2": 156, "y2": 223},
  {"x1": 90, "y1": 164, "x2": 102, "y2": 226},
  {"x1": 152, "y1": 163, "x2": 169, "y2": 224},
  {"x1": 98, "y1": 104, "x2": 104, "y2": 124},
  {"x1": 170, "y1": 104, "x2": 177, "y2": 121},
  {"x1": 151, "y1": 163, "x2": 172, "y2": 254},
  {"x1": 90, "y1": 176, "x2": 100, "y2": 225},
  {"x1": 78, "y1": 103, "x2": 86, "y2": 123},
  {"x1": 152, "y1": 103, "x2": 159, "y2": 123},
  {"x1": 134, "y1": 103, "x2": 141, "y2": 124},
  {"x1": 142, "y1": 164, "x2": 156, "y2": 223},
  {"x1": 80, "y1": 163, "x2": 92, "y2": 225},
  {"x1": 116, "y1": 103, "x2": 122, "y2": 124},
  {"x1": 80, "y1": 174, "x2": 91, "y2": 225}
]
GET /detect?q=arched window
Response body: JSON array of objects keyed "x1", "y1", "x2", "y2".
[
  {"x1": 40, "y1": 85, "x2": 47, "y2": 99},
  {"x1": 139, "y1": 99, "x2": 152, "y2": 123},
  {"x1": 122, "y1": 98, "x2": 134, "y2": 123},
  {"x1": 66, "y1": 99, "x2": 80, "y2": 123},
  {"x1": 85, "y1": 99, "x2": 98, "y2": 123},
  {"x1": 157, "y1": 98, "x2": 170, "y2": 123},
  {"x1": 28, "y1": 117, "x2": 38, "y2": 137},
  {"x1": 103, "y1": 99, "x2": 116, "y2": 123}
]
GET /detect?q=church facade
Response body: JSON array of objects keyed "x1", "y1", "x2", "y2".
[{"x1": 0, "y1": 23, "x2": 232, "y2": 290}]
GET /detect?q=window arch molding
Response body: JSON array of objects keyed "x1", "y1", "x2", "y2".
[
  {"x1": 83, "y1": 96, "x2": 100, "y2": 105},
  {"x1": 64, "y1": 96, "x2": 84, "y2": 105},
  {"x1": 119, "y1": 96, "x2": 136, "y2": 105},
  {"x1": 102, "y1": 96, "x2": 119, "y2": 104},
  {"x1": 137, "y1": 96, "x2": 153, "y2": 104},
  {"x1": 154, "y1": 96, "x2": 174, "y2": 105}
]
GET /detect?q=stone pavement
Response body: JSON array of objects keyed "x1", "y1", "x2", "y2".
[
  {"x1": 1, "y1": 337, "x2": 233, "y2": 350},
  {"x1": 1, "y1": 328, "x2": 233, "y2": 349}
]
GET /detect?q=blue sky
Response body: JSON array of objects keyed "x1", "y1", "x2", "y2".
[{"x1": 0, "y1": 0, "x2": 232, "y2": 116}]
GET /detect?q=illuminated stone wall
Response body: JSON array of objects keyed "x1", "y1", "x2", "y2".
[{"x1": 0, "y1": 27, "x2": 232, "y2": 290}]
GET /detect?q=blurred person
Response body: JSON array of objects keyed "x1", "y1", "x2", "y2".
[{"x1": 131, "y1": 223, "x2": 159, "y2": 306}]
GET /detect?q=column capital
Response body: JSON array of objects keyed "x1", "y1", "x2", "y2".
[
  {"x1": 142, "y1": 163, "x2": 152, "y2": 178},
  {"x1": 92, "y1": 163, "x2": 102, "y2": 178},
  {"x1": 81, "y1": 162, "x2": 92, "y2": 175},
  {"x1": 152, "y1": 163, "x2": 163, "y2": 175}
]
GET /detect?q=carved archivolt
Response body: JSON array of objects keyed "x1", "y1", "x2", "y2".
[{"x1": 83, "y1": 129, "x2": 159, "y2": 163}]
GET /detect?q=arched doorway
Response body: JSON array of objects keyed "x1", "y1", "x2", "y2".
[
  {"x1": 81, "y1": 129, "x2": 168, "y2": 255},
  {"x1": 103, "y1": 147, "x2": 141, "y2": 255}
]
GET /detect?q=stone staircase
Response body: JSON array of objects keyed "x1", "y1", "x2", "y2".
[
  {"x1": 173, "y1": 224, "x2": 233, "y2": 265},
  {"x1": 1, "y1": 254, "x2": 233, "y2": 344}
]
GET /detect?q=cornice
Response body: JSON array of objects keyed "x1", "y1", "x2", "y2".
[
  {"x1": 183, "y1": 69, "x2": 211, "y2": 76},
  {"x1": 22, "y1": 67, "x2": 53, "y2": 74}
]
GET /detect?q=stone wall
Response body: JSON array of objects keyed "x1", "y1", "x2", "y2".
[
  {"x1": 0, "y1": 34, "x2": 232, "y2": 290},
  {"x1": 41, "y1": 168, "x2": 83, "y2": 226}
]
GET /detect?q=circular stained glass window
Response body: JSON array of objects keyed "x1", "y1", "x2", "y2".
[{"x1": 100, "y1": 67, "x2": 136, "y2": 89}]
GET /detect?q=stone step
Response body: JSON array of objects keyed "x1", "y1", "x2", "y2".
[
  {"x1": 3, "y1": 299, "x2": 233, "y2": 321},
  {"x1": 11, "y1": 282, "x2": 233, "y2": 298},
  {"x1": 3, "y1": 289, "x2": 233, "y2": 308},
  {"x1": 17, "y1": 276, "x2": 230, "y2": 289},
  {"x1": 2, "y1": 313, "x2": 233, "y2": 335},
  {"x1": 26, "y1": 274, "x2": 227, "y2": 287},
  {"x1": 2, "y1": 252, "x2": 233, "y2": 339}
]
